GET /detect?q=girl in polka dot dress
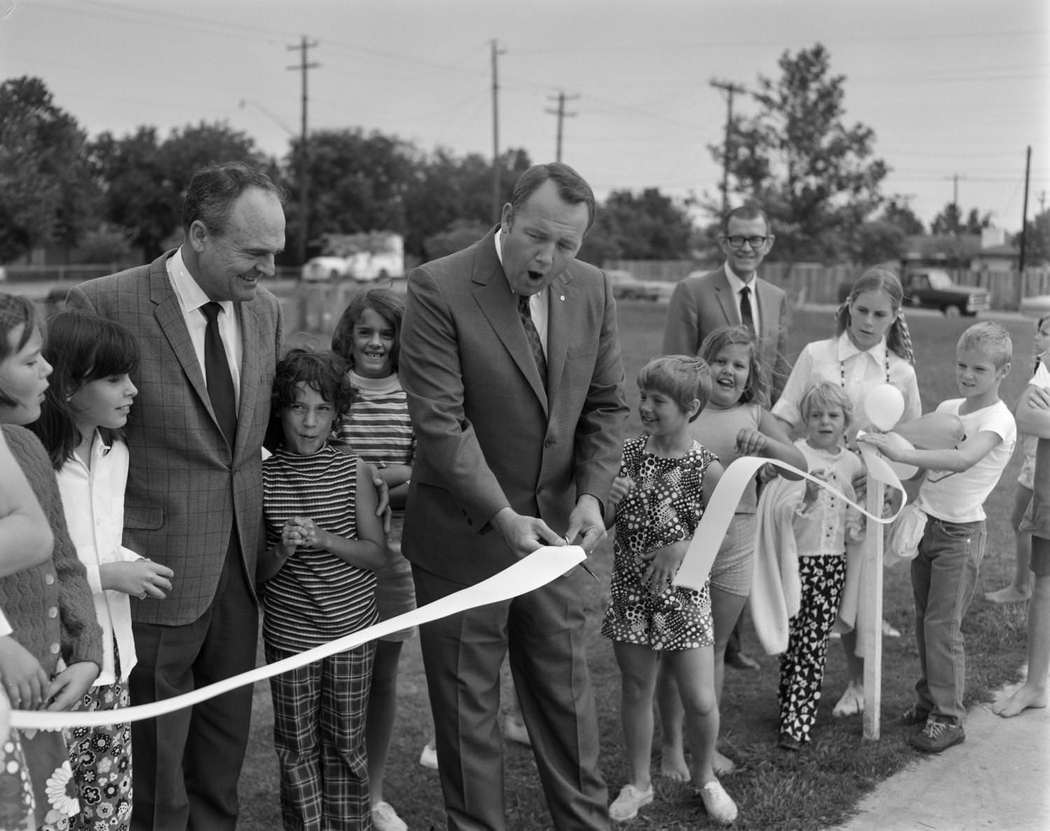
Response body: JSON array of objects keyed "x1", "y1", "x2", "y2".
[{"x1": 601, "y1": 356, "x2": 737, "y2": 827}]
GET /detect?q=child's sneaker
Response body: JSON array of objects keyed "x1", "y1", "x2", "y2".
[
  {"x1": 910, "y1": 715, "x2": 965, "y2": 753},
  {"x1": 502, "y1": 714, "x2": 532, "y2": 747},
  {"x1": 698, "y1": 779, "x2": 737, "y2": 825},
  {"x1": 608, "y1": 783, "x2": 654, "y2": 822},
  {"x1": 419, "y1": 741, "x2": 438, "y2": 770},
  {"x1": 832, "y1": 681, "x2": 864, "y2": 717},
  {"x1": 371, "y1": 801, "x2": 408, "y2": 831}
]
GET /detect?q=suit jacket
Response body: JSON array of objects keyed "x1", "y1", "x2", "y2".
[
  {"x1": 400, "y1": 230, "x2": 629, "y2": 585},
  {"x1": 662, "y1": 265, "x2": 791, "y2": 401},
  {"x1": 68, "y1": 251, "x2": 283, "y2": 626}
]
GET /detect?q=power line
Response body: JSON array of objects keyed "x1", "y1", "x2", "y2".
[
  {"x1": 545, "y1": 91, "x2": 578, "y2": 163},
  {"x1": 710, "y1": 78, "x2": 747, "y2": 217},
  {"x1": 287, "y1": 36, "x2": 319, "y2": 265}
]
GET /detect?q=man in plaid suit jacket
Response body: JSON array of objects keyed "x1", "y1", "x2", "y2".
[{"x1": 69, "y1": 163, "x2": 284, "y2": 831}]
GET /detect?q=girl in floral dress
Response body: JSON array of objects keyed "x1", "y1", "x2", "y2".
[{"x1": 601, "y1": 355, "x2": 737, "y2": 827}]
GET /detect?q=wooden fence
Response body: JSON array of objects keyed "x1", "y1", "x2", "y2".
[{"x1": 606, "y1": 259, "x2": 1050, "y2": 311}]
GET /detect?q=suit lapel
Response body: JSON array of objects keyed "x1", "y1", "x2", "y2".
[
  {"x1": 714, "y1": 267, "x2": 737, "y2": 327},
  {"x1": 149, "y1": 261, "x2": 211, "y2": 415},
  {"x1": 471, "y1": 233, "x2": 549, "y2": 414},
  {"x1": 234, "y1": 301, "x2": 262, "y2": 459}
]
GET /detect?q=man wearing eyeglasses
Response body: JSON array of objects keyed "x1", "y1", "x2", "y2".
[{"x1": 662, "y1": 204, "x2": 790, "y2": 400}]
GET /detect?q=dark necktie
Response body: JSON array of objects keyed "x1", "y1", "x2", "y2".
[
  {"x1": 518, "y1": 294, "x2": 547, "y2": 388},
  {"x1": 201, "y1": 302, "x2": 237, "y2": 444},
  {"x1": 739, "y1": 285, "x2": 755, "y2": 334}
]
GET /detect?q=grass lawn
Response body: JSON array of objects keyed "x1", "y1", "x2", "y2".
[{"x1": 237, "y1": 302, "x2": 1033, "y2": 830}]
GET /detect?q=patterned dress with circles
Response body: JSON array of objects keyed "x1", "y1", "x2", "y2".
[{"x1": 601, "y1": 436, "x2": 716, "y2": 651}]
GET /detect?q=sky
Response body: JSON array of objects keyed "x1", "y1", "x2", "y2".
[{"x1": 1, "y1": 0, "x2": 1047, "y2": 233}]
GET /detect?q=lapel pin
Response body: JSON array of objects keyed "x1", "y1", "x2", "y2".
[{"x1": 559, "y1": 295, "x2": 565, "y2": 301}]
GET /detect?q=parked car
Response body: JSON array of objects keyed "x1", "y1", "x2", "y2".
[
  {"x1": 301, "y1": 256, "x2": 351, "y2": 282},
  {"x1": 606, "y1": 269, "x2": 664, "y2": 302},
  {"x1": 837, "y1": 268, "x2": 988, "y2": 317}
]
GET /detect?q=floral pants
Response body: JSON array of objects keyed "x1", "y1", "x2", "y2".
[
  {"x1": 778, "y1": 555, "x2": 846, "y2": 743},
  {"x1": 66, "y1": 679, "x2": 133, "y2": 831}
]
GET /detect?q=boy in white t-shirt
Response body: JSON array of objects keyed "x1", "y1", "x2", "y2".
[{"x1": 860, "y1": 322, "x2": 1016, "y2": 753}]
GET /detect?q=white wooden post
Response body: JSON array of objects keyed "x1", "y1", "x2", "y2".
[{"x1": 862, "y1": 471, "x2": 885, "y2": 740}]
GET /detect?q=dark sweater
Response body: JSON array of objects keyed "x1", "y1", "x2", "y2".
[{"x1": 0, "y1": 425, "x2": 102, "y2": 673}]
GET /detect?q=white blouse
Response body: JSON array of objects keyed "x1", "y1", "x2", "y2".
[
  {"x1": 56, "y1": 433, "x2": 139, "y2": 685},
  {"x1": 772, "y1": 333, "x2": 921, "y2": 437}
]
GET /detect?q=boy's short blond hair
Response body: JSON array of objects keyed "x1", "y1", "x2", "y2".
[
  {"x1": 957, "y1": 321, "x2": 1013, "y2": 369},
  {"x1": 799, "y1": 381, "x2": 854, "y2": 429}
]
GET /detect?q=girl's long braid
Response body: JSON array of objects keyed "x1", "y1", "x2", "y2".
[{"x1": 888, "y1": 313, "x2": 916, "y2": 367}]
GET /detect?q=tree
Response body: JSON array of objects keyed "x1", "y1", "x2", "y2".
[
  {"x1": 90, "y1": 121, "x2": 267, "y2": 259},
  {"x1": 0, "y1": 76, "x2": 97, "y2": 261},
  {"x1": 881, "y1": 197, "x2": 924, "y2": 236},
  {"x1": 1015, "y1": 209, "x2": 1050, "y2": 265},
  {"x1": 930, "y1": 203, "x2": 992, "y2": 236},
  {"x1": 710, "y1": 44, "x2": 888, "y2": 263},
  {"x1": 578, "y1": 188, "x2": 695, "y2": 265}
]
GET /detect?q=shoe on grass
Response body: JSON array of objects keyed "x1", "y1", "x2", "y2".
[
  {"x1": 777, "y1": 731, "x2": 802, "y2": 752},
  {"x1": 725, "y1": 650, "x2": 760, "y2": 671},
  {"x1": 372, "y1": 801, "x2": 408, "y2": 831},
  {"x1": 608, "y1": 783, "x2": 654, "y2": 822},
  {"x1": 910, "y1": 716, "x2": 965, "y2": 753},
  {"x1": 897, "y1": 704, "x2": 930, "y2": 726},
  {"x1": 832, "y1": 682, "x2": 864, "y2": 717},
  {"x1": 697, "y1": 778, "x2": 738, "y2": 825},
  {"x1": 419, "y1": 742, "x2": 438, "y2": 770},
  {"x1": 502, "y1": 715, "x2": 532, "y2": 747}
]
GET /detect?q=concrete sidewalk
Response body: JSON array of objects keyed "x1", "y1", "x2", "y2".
[{"x1": 833, "y1": 678, "x2": 1050, "y2": 830}]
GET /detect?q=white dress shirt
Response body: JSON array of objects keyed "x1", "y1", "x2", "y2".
[
  {"x1": 56, "y1": 433, "x2": 139, "y2": 685},
  {"x1": 166, "y1": 248, "x2": 242, "y2": 405},
  {"x1": 724, "y1": 262, "x2": 761, "y2": 334},
  {"x1": 495, "y1": 230, "x2": 548, "y2": 357},
  {"x1": 772, "y1": 333, "x2": 921, "y2": 438}
]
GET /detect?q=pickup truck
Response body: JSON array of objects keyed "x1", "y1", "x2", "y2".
[{"x1": 838, "y1": 268, "x2": 989, "y2": 317}]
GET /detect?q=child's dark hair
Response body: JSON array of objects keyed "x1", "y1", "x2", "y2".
[
  {"x1": 1032, "y1": 314, "x2": 1050, "y2": 374},
  {"x1": 836, "y1": 267, "x2": 916, "y2": 365},
  {"x1": 331, "y1": 288, "x2": 405, "y2": 373},
  {"x1": 697, "y1": 325, "x2": 770, "y2": 407},
  {"x1": 266, "y1": 349, "x2": 354, "y2": 450},
  {"x1": 30, "y1": 310, "x2": 140, "y2": 469},
  {"x1": 637, "y1": 355, "x2": 712, "y2": 422},
  {"x1": 0, "y1": 293, "x2": 43, "y2": 409}
]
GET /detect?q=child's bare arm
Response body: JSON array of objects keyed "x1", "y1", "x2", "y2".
[
  {"x1": 859, "y1": 429, "x2": 1002, "y2": 472},
  {"x1": 741, "y1": 410, "x2": 808, "y2": 479},
  {"x1": 700, "y1": 459, "x2": 725, "y2": 506},
  {"x1": 1016, "y1": 385, "x2": 1050, "y2": 437}
]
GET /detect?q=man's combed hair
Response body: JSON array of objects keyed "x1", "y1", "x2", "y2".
[
  {"x1": 182, "y1": 161, "x2": 284, "y2": 234},
  {"x1": 509, "y1": 163, "x2": 596, "y2": 230},
  {"x1": 958, "y1": 321, "x2": 1013, "y2": 369},
  {"x1": 721, "y1": 203, "x2": 770, "y2": 235}
]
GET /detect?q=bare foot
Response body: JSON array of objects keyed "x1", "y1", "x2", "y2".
[
  {"x1": 985, "y1": 586, "x2": 1031, "y2": 604},
  {"x1": 992, "y1": 684, "x2": 1048, "y2": 717},
  {"x1": 659, "y1": 746, "x2": 690, "y2": 781},
  {"x1": 713, "y1": 749, "x2": 736, "y2": 776}
]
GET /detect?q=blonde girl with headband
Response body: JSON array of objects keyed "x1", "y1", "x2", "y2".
[
  {"x1": 601, "y1": 355, "x2": 737, "y2": 826},
  {"x1": 772, "y1": 267, "x2": 921, "y2": 718}
]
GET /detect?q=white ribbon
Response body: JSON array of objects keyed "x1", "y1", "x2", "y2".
[
  {"x1": 674, "y1": 451, "x2": 906, "y2": 592},
  {"x1": 7, "y1": 545, "x2": 585, "y2": 730}
]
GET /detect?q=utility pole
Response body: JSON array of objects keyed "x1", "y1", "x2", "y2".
[
  {"x1": 490, "y1": 39, "x2": 505, "y2": 224},
  {"x1": 545, "y1": 91, "x2": 578, "y2": 163},
  {"x1": 710, "y1": 78, "x2": 747, "y2": 217},
  {"x1": 1020, "y1": 145, "x2": 1032, "y2": 275},
  {"x1": 288, "y1": 36, "x2": 319, "y2": 266}
]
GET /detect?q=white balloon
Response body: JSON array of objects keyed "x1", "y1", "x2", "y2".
[
  {"x1": 864, "y1": 384, "x2": 905, "y2": 432},
  {"x1": 882, "y1": 431, "x2": 918, "y2": 480}
]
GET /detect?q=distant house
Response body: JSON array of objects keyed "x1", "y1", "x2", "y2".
[{"x1": 902, "y1": 228, "x2": 1019, "y2": 273}]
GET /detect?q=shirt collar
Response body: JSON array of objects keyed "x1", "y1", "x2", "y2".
[
  {"x1": 723, "y1": 262, "x2": 756, "y2": 293},
  {"x1": 836, "y1": 331, "x2": 888, "y2": 366},
  {"x1": 168, "y1": 247, "x2": 234, "y2": 317}
]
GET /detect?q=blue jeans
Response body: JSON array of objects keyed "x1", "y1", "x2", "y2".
[{"x1": 911, "y1": 515, "x2": 987, "y2": 723}]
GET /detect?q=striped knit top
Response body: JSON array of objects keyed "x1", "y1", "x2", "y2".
[
  {"x1": 335, "y1": 371, "x2": 415, "y2": 514},
  {"x1": 261, "y1": 444, "x2": 378, "y2": 652}
]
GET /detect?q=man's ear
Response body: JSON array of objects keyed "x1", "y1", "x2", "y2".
[
  {"x1": 187, "y1": 220, "x2": 209, "y2": 253},
  {"x1": 500, "y1": 202, "x2": 514, "y2": 230}
]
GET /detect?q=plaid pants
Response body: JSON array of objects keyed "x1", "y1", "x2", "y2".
[
  {"x1": 265, "y1": 642, "x2": 376, "y2": 831},
  {"x1": 778, "y1": 555, "x2": 847, "y2": 743}
]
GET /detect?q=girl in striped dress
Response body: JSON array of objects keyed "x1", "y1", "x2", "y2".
[
  {"x1": 260, "y1": 348, "x2": 387, "y2": 831},
  {"x1": 331, "y1": 289, "x2": 417, "y2": 831}
]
